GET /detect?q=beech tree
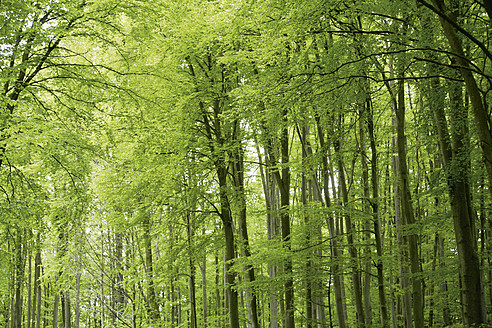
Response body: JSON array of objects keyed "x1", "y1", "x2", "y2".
[{"x1": 1, "y1": 0, "x2": 491, "y2": 327}]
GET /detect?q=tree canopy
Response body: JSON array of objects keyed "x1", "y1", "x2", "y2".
[{"x1": 0, "y1": 0, "x2": 491, "y2": 327}]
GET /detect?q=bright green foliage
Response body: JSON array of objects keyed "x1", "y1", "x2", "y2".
[{"x1": 0, "y1": 0, "x2": 491, "y2": 327}]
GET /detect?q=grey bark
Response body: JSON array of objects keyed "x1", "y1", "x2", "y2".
[
  {"x1": 257, "y1": 145, "x2": 280, "y2": 328},
  {"x1": 231, "y1": 127, "x2": 260, "y2": 328},
  {"x1": 316, "y1": 117, "x2": 347, "y2": 328},
  {"x1": 333, "y1": 120, "x2": 365, "y2": 327},
  {"x1": 427, "y1": 1, "x2": 487, "y2": 324},
  {"x1": 395, "y1": 78, "x2": 424, "y2": 328}
]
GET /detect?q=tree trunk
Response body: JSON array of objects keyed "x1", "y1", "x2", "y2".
[
  {"x1": 316, "y1": 117, "x2": 347, "y2": 328},
  {"x1": 53, "y1": 293, "x2": 59, "y2": 328},
  {"x1": 266, "y1": 109, "x2": 295, "y2": 328},
  {"x1": 428, "y1": 233, "x2": 438, "y2": 327},
  {"x1": 359, "y1": 107, "x2": 373, "y2": 327},
  {"x1": 231, "y1": 128, "x2": 260, "y2": 328},
  {"x1": 64, "y1": 291, "x2": 71, "y2": 328},
  {"x1": 27, "y1": 254, "x2": 32, "y2": 328},
  {"x1": 333, "y1": 117, "x2": 365, "y2": 327},
  {"x1": 431, "y1": 70, "x2": 483, "y2": 327},
  {"x1": 257, "y1": 144, "x2": 280, "y2": 328},
  {"x1": 395, "y1": 77, "x2": 424, "y2": 328},
  {"x1": 13, "y1": 229, "x2": 25, "y2": 328},
  {"x1": 299, "y1": 124, "x2": 313, "y2": 328},
  {"x1": 75, "y1": 268, "x2": 80, "y2": 328},
  {"x1": 114, "y1": 232, "x2": 124, "y2": 318},
  {"x1": 186, "y1": 213, "x2": 198, "y2": 328},
  {"x1": 143, "y1": 214, "x2": 159, "y2": 322},
  {"x1": 427, "y1": 1, "x2": 487, "y2": 324},
  {"x1": 217, "y1": 165, "x2": 240, "y2": 328},
  {"x1": 34, "y1": 248, "x2": 42, "y2": 328},
  {"x1": 366, "y1": 96, "x2": 389, "y2": 328},
  {"x1": 215, "y1": 254, "x2": 222, "y2": 326},
  {"x1": 201, "y1": 254, "x2": 208, "y2": 327},
  {"x1": 34, "y1": 250, "x2": 42, "y2": 328},
  {"x1": 439, "y1": 235, "x2": 451, "y2": 326}
]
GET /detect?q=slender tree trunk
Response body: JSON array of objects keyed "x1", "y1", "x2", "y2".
[
  {"x1": 257, "y1": 144, "x2": 280, "y2": 328},
  {"x1": 268, "y1": 111, "x2": 295, "y2": 328},
  {"x1": 438, "y1": 235, "x2": 451, "y2": 326},
  {"x1": 359, "y1": 107, "x2": 373, "y2": 327},
  {"x1": 13, "y1": 229, "x2": 25, "y2": 328},
  {"x1": 100, "y1": 220, "x2": 104, "y2": 327},
  {"x1": 428, "y1": 233, "x2": 439, "y2": 327},
  {"x1": 215, "y1": 254, "x2": 222, "y2": 326},
  {"x1": 387, "y1": 177, "x2": 399, "y2": 328},
  {"x1": 366, "y1": 96, "x2": 389, "y2": 327},
  {"x1": 316, "y1": 117, "x2": 346, "y2": 328},
  {"x1": 75, "y1": 268, "x2": 80, "y2": 328},
  {"x1": 186, "y1": 213, "x2": 198, "y2": 328},
  {"x1": 53, "y1": 293, "x2": 59, "y2": 328},
  {"x1": 28, "y1": 254, "x2": 32, "y2": 328},
  {"x1": 392, "y1": 106, "x2": 412, "y2": 328},
  {"x1": 217, "y1": 165, "x2": 240, "y2": 328},
  {"x1": 199, "y1": 229, "x2": 207, "y2": 327},
  {"x1": 201, "y1": 253, "x2": 207, "y2": 327},
  {"x1": 143, "y1": 214, "x2": 159, "y2": 322},
  {"x1": 300, "y1": 125, "x2": 328, "y2": 328},
  {"x1": 115, "y1": 232, "x2": 124, "y2": 317},
  {"x1": 64, "y1": 291, "x2": 71, "y2": 328},
  {"x1": 35, "y1": 251, "x2": 41, "y2": 328},
  {"x1": 395, "y1": 77, "x2": 424, "y2": 328},
  {"x1": 334, "y1": 125, "x2": 365, "y2": 327},
  {"x1": 299, "y1": 124, "x2": 313, "y2": 328},
  {"x1": 232, "y1": 128, "x2": 260, "y2": 328}
]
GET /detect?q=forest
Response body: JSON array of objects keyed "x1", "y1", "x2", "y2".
[{"x1": 0, "y1": 0, "x2": 491, "y2": 327}]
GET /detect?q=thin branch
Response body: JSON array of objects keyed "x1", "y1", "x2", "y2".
[{"x1": 417, "y1": 0, "x2": 492, "y2": 62}]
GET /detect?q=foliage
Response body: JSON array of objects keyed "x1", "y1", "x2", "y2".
[{"x1": 0, "y1": 0, "x2": 491, "y2": 327}]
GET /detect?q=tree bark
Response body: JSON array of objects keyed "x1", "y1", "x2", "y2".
[
  {"x1": 27, "y1": 254, "x2": 32, "y2": 328},
  {"x1": 427, "y1": 1, "x2": 487, "y2": 325},
  {"x1": 257, "y1": 144, "x2": 280, "y2": 328},
  {"x1": 75, "y1": 269, "x2": 80, "y2": 328},
  {"x1": 186, "y1": 213, "x2": 198, "y2": 328},
  {"x1": 200, "y1": 252, "x2": 208, "y2": 327},
  {"x1": 231, "y1": 126, "x2": 260, "y2": 328},
  {"x1": 266, "y1": 108, "x2": 295, "y2": 328},
  {"x1": 359, "y1": 107, "x2": 373, "y2": 327},
  {"x1": 299, "y1": 124, "x2": 313, "y2": 328},
  {"x1": 334, "y1": 134, "x2": 365, "y2": 328},
  {"x1": 53, "y1": 293, "x2": 59, "y2": 328},
  {"x1": 395, "y1": 77, "x2": 424, "y2": 328},
  {"x1": 316, "y1": 116, "x2": 347, "y2": 328},
  {"x1": 217, "y1": 164, "x2": 240, "y2": 328},
  {"x1": 64, "y1": 291, "x2": 71, "y2": 328},
  {"x1": 13, "y1": 229, "x2": 25, "y2": 328},
  {"x1": 366, "y1": 96, "x2": 389, "y2": 328},
  {"x1": 143, "y1": 213, "x2": 159, "y2": 322},
  {"x1": 35, "y1": 252, "x2": 42, "y2": 328}
]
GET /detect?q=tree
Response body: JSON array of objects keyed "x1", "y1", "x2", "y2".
[{"x1": 1, "y1": 1, "x2": 491, "y2": 327}]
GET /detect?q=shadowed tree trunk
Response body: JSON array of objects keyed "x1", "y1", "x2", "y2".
[
  {"x1": 316, "y1": 116, "x2": 347, "y2": 328},
  {"x1": 265, "y1": 107, "x2": 295, "y2": 328},
  {"x1": 231, "y1": 126, "x2": 260, "y2": 328},
  {"x1": 257, "y1": 144, "x2": 280, "y2": 328},
  {"x1": 366, "y1": 95, "x2": 389, "y2": 327},
  {"x1": 143, "y1": 213, "x2": 159, "y2": 322},
  {"x1": 186, "y1": 213, "x2": 198, "y2": 328},
  {"x1": 423, "y1": 1, "x2": 487, "y2": 325},
  {"x1": 395, "y1": 76, "x2": 424, "y2": 328}
]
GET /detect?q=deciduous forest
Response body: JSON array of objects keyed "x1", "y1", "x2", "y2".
[{"x1": 1, "y1": 0, "x2": 491, "y2": 327}]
